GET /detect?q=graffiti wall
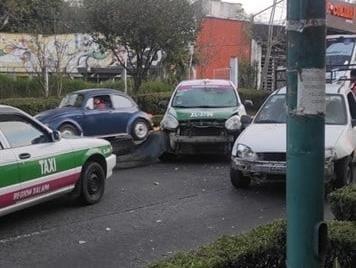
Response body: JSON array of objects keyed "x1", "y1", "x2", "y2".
[{"x1": 0, "y1": 33, "x2": 163, "y2": 75}]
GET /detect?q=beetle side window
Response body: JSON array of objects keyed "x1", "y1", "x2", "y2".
[
  {"x1": 0, "y1": 115, "x2": 50, "y2": 148},
  {"x1": 111, "y1": 95, "x2": 133, "y2": 109},
  {"x1": 92, "y1": 95, "x2": 113, "y2": 110}
]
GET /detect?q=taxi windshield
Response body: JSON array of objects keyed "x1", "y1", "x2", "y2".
[
  {"x1": 172, "y1": 85, "x2": 238, "y2": 108},
  {"x1": 59, "y1": 94, "x2": 84, "y2": 108},
  {"x1": 254, "y1": 94, "x2": 347, "y2": 125}
]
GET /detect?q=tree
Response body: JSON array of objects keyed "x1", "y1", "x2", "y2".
[{"x1": 84, "y1": 0, "x2": 198, "y2": 92}]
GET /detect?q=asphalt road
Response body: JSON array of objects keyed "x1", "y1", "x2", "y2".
[{"x1": 0, "y1": 158, "x2": 331, "y2": 268}]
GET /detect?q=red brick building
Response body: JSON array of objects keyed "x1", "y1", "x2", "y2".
[{"x1": 195, "y1": 17, "x2": 251, "y2": 80}]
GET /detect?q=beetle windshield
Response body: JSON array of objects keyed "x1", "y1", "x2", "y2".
[
  {"x1": 254, "y1": 94, "x2": 347, "y2": 125},
  {"x1": 172, "y1": 85, "x2": 238, "y2": 108},
  {"x1": 59, "y1": 94, "x2": 84, "y2": 108},
  {"x1": 326, "y1": 37, "x2": 355, "y2": 67}
]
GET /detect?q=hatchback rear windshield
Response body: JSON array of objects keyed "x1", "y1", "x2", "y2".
[
  {"x1": 172, "y1": 85, "x2": 238, "y2": 108},
  {"x1": 254, "y1": 94, "x2": 347, "y2": 125}
]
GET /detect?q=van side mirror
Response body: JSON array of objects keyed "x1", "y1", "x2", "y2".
[{"x1": 241, "y1": 115, "x2": 253, "y2": 128}]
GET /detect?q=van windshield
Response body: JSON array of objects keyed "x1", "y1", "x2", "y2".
[
  {"x1": 172, "y1": 86, "x2": 238, "y2": 108},
  {"x1": 254, "y1": 94, "x2": 347, "y2": 125}
]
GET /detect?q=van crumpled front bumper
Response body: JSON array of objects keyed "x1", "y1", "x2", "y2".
[{"x1": 231, "y1": 157, "x2": 334, "y2": 179}]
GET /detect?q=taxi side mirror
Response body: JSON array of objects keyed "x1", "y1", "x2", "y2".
[{"x1": 52, "y1": 130, "x2": 62, "y2": 142}]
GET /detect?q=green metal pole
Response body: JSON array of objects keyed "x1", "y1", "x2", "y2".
[{"x1": 287, "y1": 0, "x2": 327, "y2": 267}]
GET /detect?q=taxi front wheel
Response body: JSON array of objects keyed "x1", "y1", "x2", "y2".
[{"x1": 79, "y1": 162, "x2": 106, "y2": 205}]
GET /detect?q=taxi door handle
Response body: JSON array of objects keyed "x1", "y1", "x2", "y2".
[{"x1": 19, "y1": 153, "x2": 31, "y2": 160}]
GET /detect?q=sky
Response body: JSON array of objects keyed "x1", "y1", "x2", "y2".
[{"x1": 224, "y1": 0, "x2": 287, "y2": 23}]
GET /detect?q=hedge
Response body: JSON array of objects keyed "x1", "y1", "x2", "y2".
[
  {"x1": 328, "y1": 185, "x2": 356, "y2": 221},
  {"x1": 0, "y1": 98, "x2": 60, "y2": 115},
  {"x1": 150, "y1": 220, "x2": 356, "y2": 268}
]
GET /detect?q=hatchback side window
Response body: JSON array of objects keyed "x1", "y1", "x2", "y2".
[
  {"x1": 111, "y1": 95, "x2": 134, "y2": 109},
  {"x1": 0, "y1": 115, "x2": 50, "y2": 148}
]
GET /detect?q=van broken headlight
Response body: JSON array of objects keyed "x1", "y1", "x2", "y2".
[
  {"x1": 160, "y1": 114, "x2": 179, "y2": 130},
  {"x1": 225, "y1": 115, "x2": 242, "y2": 131}
]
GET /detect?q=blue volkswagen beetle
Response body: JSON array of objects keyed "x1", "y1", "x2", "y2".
[{"x1": 35, "y1": 88, "x2": 153, "y2": 142}]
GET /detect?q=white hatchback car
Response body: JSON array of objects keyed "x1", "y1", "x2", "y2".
[{"x1": 230, "y1": 86, "x2": 356, "y2": 188}]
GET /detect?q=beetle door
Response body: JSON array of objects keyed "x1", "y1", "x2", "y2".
[{"x1": 82, "y1": 95, "x2": 115, "y2": 136}]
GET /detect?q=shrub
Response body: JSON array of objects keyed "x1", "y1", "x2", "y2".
[
  {"x1": 0, "y1": 74, "x2": 127, "y2": 98},
  {"x1": 134, "y1": 92, "x2": 172, "y2": 115},
  {"x1": 0, "y1": 98, "x2": 60, "y2": 115},
  {"x1": 328, "y1": 185, "x2": 356, "y2": 221},
  {"x1": 150, "y1": 220, "x2": 356, "y2": 268},
  {"x1": 139, "y1": 80, "x2": 174, "y2": 93}
]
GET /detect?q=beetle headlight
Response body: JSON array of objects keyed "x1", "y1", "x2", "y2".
[
  {"x1": 225, "y1": 115, "x2": 242, "y2": 131},
  {"x1": 160, "y1": 113, "x2": 179, "y2": 130},
  {"x1": 232, "y1": 143, "x2": 257, "y2": 160}
]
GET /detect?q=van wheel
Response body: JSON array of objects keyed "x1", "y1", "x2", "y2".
[
  {"x1": 230, "y1": 169, "x2": 251, "y2": 189},
  {"x1": 79, "y1": 162, "x2": 105, "y2": 205},
  {"x1": 334, "y1": 156, "x2": 353, "y2": 188}
]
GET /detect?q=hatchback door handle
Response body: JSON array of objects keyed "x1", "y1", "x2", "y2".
[{"x1": 19, "y1": 153, "x2": 31, "y2": 160}]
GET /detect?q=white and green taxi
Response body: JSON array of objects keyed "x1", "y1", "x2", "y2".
[{"x1": 0, "y1": 105, "x2": 116, "y2": 217}]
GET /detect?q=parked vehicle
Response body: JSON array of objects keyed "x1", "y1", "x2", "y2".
[
  {"x1": 35, "y1": 89, "x2": 153, "y2": 142},
  {"x1": 160, "y1": 79, "x2": 249, "y2": 156},
  {"x1": 230, "y1": 85, "x2": 356, "y2": 188},
  {"x1": 0, "y1": 105, "x2": 116, "y2": 217}
]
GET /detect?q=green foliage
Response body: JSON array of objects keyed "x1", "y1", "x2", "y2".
[
  {"x1": 2, "y1": 0, "x2": 71, "y2": 34},
  {"x1": 139, "y1": 81, "x2": 173, "y2": 94},
  {"x1": 150, "y1": 220, "x2": 356, "y2": 268},
  {"x1": 0, "y1": 74, "x2": 125, "y2": 98},
  {"x1": 0, "y1": 97, "x2": 60, "y2": 115},
  {"x1": 84, "y1": 0, "x2": 198, "y2": 91},
  {"x1": 239, "y1": 61, "x2": 257, "y2": 89},
  {"x1": 134, "y1": 92, "x2": 171, "y2": 115},
  {"x1": 328, "y1": 185, "x2": 356, "y2": 221}
]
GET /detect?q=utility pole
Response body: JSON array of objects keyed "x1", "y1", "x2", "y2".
[{"x1": 286, "y1": 0, "x2": 327, "y2": 267}]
